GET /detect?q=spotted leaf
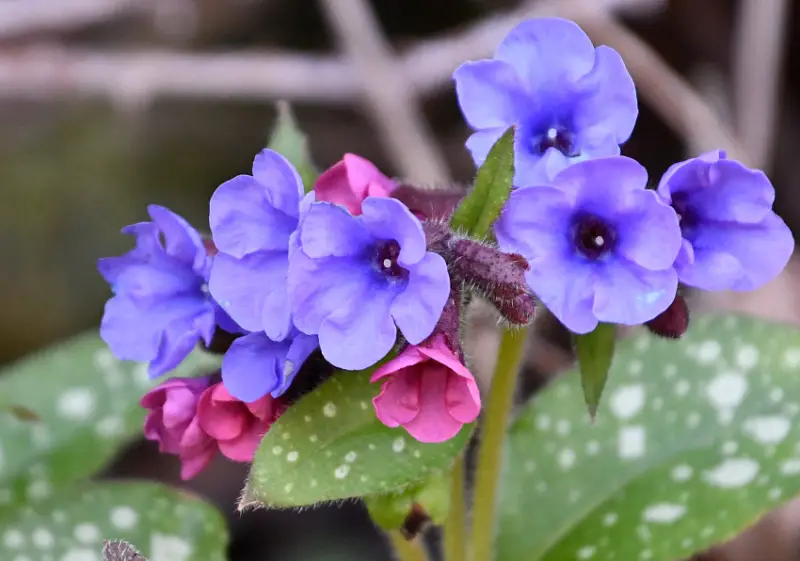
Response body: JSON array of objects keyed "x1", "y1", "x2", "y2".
[
  {"x1": 0, "y1": 331, "x2": 219, "y2": 517},
  {"x1": 246, "y1": 367, "x2": 472, "y2": 507},
  {"x1": 498, "y1": 314, "x2": 800, "y2": 561},
  {"x1": 0, "y1": 482, "x2": 226, "y2": 561}
]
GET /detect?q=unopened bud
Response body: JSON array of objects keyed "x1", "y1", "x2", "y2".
[
  {"x1": 392, "y1": 184, "x2": 466, "y2": 221},
  {"x1": 646, "y1": 294, "x2": 689, "y2": 339}
]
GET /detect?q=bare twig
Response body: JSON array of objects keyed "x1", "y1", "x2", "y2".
[
  {"x1": 577, "y1": 12, "x2": 751, "y2": 165},
  {"x1": 0, "y1": 0, "x2": 663, "y2": 105},
  {"x1": 317, "y1": 0, "x2": 448, "y2": 184},
  {"x1": 732, "y1": 0, "x2": 789, "y2": 169},
  {"x1": 0, "y1": 0, "x2": 138, "y2": 39}
]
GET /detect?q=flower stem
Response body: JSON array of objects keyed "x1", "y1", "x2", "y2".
[
  {"x1": 388, "y1": 530, "x2": 429, "y2": 561},
  {"x1": 470, "y1": 327, "x2": 528, "y2": 561},
  {"x1": 444, "y1": 456, "x2": 467, "y2": 561}
]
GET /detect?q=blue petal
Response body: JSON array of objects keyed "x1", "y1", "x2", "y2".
[
  {"x1": 299, "y1": 202, "x2": 372, "y2": 258},
  {"x1": 222, "y1": 332, "x2": 286, "y2": 402},
  {"x1": 361, "y1": 198, "x2": 427, "y2": 267},
  {"x1": 615, "y1": 190, "x2": 682, "y2": 271},
  {"x1": 252, "y1": 149, "x2": 305, "y2": 218},
  {"x1": 147, "y1": 205, "x2": 208, "y2": 274},
  {"x1": 453, "y1": 59, "x2": 526, "y2": 129},
  {"x1": 592, "y1": 260, "x2": 677, "y2": 326},
  {"x1": 495, "y1": 18, "x2": 596, "y2": 90},
  {"x1": 390, "y1": 252, "x2": 450, "y2": 344}
]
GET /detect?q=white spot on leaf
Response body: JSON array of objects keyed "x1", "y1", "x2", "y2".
[
  {"x1": 643, "y1": 503, "x2": 686, "y2": 524},
  {"x1": 286, "y1": 451, "x2": 299, "y2": 463},
  {"x1": 671, "y1": 465, "x2": 693, "y2": 482},
  {"x1": 110, "y1": 506, "x2": 138, "y2": 529},
  {"x1": 706, "y1": 372, "x2": 747, "y2": 411},
  {"x1": 150, "y1": 534, "x2": 191, "y2": 561},
  {"x1": 704, "y1": 458, "x2": 759, "y2": 488},
  {"x1": 74, "y1": 524, "x2": 101, "y2": 544},
  {"x1": 743, "y1": 416, "x2": 790, "y2": 445},
  {"x1": 392, "y1": 437, "x2": 405, "y2": 453},
  {"x1": 323, "y1": 402, "x2": 337, "y2": 417},
  {"x1": 32, "y1": 528, "x2": 54, "y2": 548},
  {"x1": 577, "y1": 545, "x2": 596, "y2": 559},
  {"x1": 736, "y1": 345, "x2": 759, "y2": 369},
  {"x1": 334, "y1": 465, "x2": 350, "y2": 479},
  {"x1": 618, "y1": 426, "x2": 645, "y2": 459},
  {"x1": 610, "y1": 384, "x2": 645, "y2": 420},
  {"x1": 57, "y1": 388, "x2": 96, "y2": 421},
  {"x1": 780, "y1": 459, "x2": 800, "y2": 475},
  {"x1": 557, "y1": 449, "x2": 576, "y2": 471}
]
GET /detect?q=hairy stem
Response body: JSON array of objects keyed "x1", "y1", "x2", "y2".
[
  {"x1": 444, "y1": 456, "x2": 468, "y2": 561},
  {"x1": 388, "y1": 530, "x2": 429, "y2": 561},
  {"x1": 470, "y1": 327, "x2": 528, "y2": 561}
]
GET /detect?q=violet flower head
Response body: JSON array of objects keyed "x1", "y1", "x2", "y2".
[
  {"x1": 98, "y1": 205, "x2": 216, "y2": 378},
  {"x1": 495, "y1": 156, "x2": 682, "y2": 334},
  {"x1": 657, "y1": 150, "x2": 794, "y2": 291},
  {"x1": 209, "y1": 149, "x2": 304, "y2": 342},
  {"x1": 221, "y1": 330, "x2": 318, "y2": 402},
  {"x1": 453, "y1": 17, "x2": 637, "y2": 185},
  {"x1": 288, "y1": 197, "x2": 451, "y2": 370}
]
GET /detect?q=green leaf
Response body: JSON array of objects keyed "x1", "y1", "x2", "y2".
[
  {"x1": 247, "y1": 368, "x2": 472, "y2": 507},
  {"x1": 574, "y1": 323, "x2": 617, "y2": 419},
  {"x1": 0, "y1": 331, "x2": 219, "y2": 517},
  {"x1": 267, "y1": 100, "x2": 319, "y2": 192},
  {"x1": 364, "y1": 470, "x2": 451, "y2": 530},
  {"x1": 498, "y1": 314, "x2": 800, "y2": 561},
  {"x1": 0, "y1": 482, "x2": 227, "y2": 560},
  {"x1": 449, "y1": 126, "x2": 515, "y2": 238}
]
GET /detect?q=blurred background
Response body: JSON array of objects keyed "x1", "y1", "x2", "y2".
[{"x1": 1, "y1": 0, "x2": 799, "y2": 559}]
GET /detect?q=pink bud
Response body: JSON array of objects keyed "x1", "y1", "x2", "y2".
[
  {"x1": 314, "y1": 153, "x2": 396, "y2": 215},
  {"x1": 197, "y1": 382, "x2": 283, "y2": 463},
  {"x1": 371, "y1": 335, "x2": 481, "y2": 443},
  {"x1": 141, "y1": 377, "x2": 217, "y2": 480}
]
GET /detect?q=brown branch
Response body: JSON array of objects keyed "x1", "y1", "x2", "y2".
[{"x1": 317, "y1": 0, "x2": 449, "y2": 184}]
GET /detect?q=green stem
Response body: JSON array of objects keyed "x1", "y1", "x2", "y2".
[
  {"x1": 388, "y1": 530, "x2": 429, "y2": 561},
  {"x1": 470, "y1": 327, "x2": 528, "y2": 561},
  {"x1": 444, "y1": 456, "x2": 468, "y2": 561}
]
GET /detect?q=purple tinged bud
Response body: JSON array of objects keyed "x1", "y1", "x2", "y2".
[
  {"x1": 391, "y1": 184, "x2": 466, "y2": 221},
  {"x1": 646, "y1": 293, "x2": 689, "y2": 339}
]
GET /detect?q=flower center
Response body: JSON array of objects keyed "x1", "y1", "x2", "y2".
[
  {"x1": 375, "y1": 240, "x2": 408, "y2": 280},
  {"x1": 536, "y1": 127, "x2": 578, "y2": 157},
  {"x1": 574, "y1": 215, "x2": 615, "y2": 259}
]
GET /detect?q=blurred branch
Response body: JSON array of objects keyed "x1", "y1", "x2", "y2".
[
  {"x1": 0, "y1": 0, "x2": 663, "y2": 106},
  {"x1": 732, "y1": 0, "x2": 789, "y2": 169},
  {"x1": 317, "y1": 0, "x2": 449, "y2": 184},
  {"x1": 0, "y1": 0, "x2": 138, "y2": 39}
]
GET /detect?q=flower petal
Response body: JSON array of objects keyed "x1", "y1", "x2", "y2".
[
  {"x1": 361, "y1": 197, "x2": 427, "y2": 266},
  {"x1": 465, "y1": 128, "x2": 505, "y2": 169},
  {"x1": 403, "y1": 365, "x2": 466, "y2": 443},
  {"x1": 553, "y1": 156, "x2": 649, "y2": 214},
  {"x1": 390, "y1": 252, "x2": 450, "y2": 344},
  {"x1": 147, "y1": 205, "x2": 208, "y2": 272},
  {"x1": 453, "y1": 59, "x2": 526, "y2": 129},
  {"x1": 150, "y1": 309, "x2": 215, "y2": 377},
  {"x1": 300, "y1": 202, "x2": 372, "y2": 258},
  {"x1": 222, "y1": 332, "x2": 285, "y2": 402},
  {"x1": 210, "y1": 174, "x2": 298, "y2": 259},
  {"x1": 615, "y1": 190, "x2": 682, "y2": 271},
  {"x1": 373, "y1": 369, "x2": 422, "y2": 427},
  {"x1": 573, "y1": 45, "x2": 638, "y2": 147},
  {"x1": 495, "y1": 18, "x2": 596, "y2": 90},
  {"x1": 318, "y1": 282, "x2": 398, "y2": 370},
  {"x1": 251, "y1": 148, "x2": 305, "y2": 218},
  {"x1": 592, "y1": 259, "x2": 678, "y2": 326},
  {"x1": 208, "y1": 251, "x2": 288, "y2": 334}
]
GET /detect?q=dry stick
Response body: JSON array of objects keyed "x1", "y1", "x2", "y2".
[
  {"x1": 732, "y1": 0, "x2": 789, "y2": 169},
  {"x1": 316, "y1": 0, "x2": 448, "y2": 185},
  {"x1": 0, "y1": 0, "x2": 138, "y2": 39},
  {"x1": 577, "y1": 12, "x2": 752, "y2": 166},
  {"x1": 0, "y1": 0, "x2": 662, "y2": 105}
]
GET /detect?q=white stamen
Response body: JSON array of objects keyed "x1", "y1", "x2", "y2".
[
  {"x1": 382, "y1": 258, "x2": 392, "y2": 269},
  {"x1": 594, "y1": 236, "x2": 604, "y2": 246},
  {"x1": 547, "y1": 128, "x2": 558, "y2": 140}
]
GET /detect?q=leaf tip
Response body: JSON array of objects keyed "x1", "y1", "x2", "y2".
[{"x1": 237, "y1": 480, "x2": 267, "y2": 514}]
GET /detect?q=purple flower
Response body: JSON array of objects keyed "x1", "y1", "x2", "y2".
[
  {"x1": 495, "y1": 156, "x2": 681, "y2": 334},
  {"x1": 98, "y1": 205, "x2": 216, "y2": 377},
  {"x1": 657, "y1": 150, "x2": 794, "y2": 291},
  {"x1": 208, "y1": 149, "x2": 304, "y2": 342},
  {"x1": 453, "y1": 17, "x2": 637, "y2": 185},
  {"x1": 288, "y1": 197, "x2": 451, "y2": 370},
  {"x1": 221, "y1": 330, "x2": 318, "y2": 402}
]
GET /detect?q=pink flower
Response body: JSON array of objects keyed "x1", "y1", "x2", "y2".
[
  {"x1": 314, "y1": 153, "x2": 396, "y2": 215},
  {"x1": 197, "y1": 382, "x2": 283, "y2": 463},
  {"x1": 371, "y1": 335, "x2": 481, "y2": 443},
  {"x1": 141, "y1": 377, "x2": 216, "y2": 480}
]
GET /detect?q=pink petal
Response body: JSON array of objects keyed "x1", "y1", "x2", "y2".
[
  {"x1": 245, "y1": 394, "x2": 278, "y2": 422},
  {"x1": 373, "y1": 369, "x2": 422, "y2": 427},
  {"x1": 370, "y1": 345, "x2": 426, "y2": 382},
  {"x1": 416, "y1": 335, "x2": 474, "y2": 382},
  {"x1": 161, "y1": 387, "x2": 198, "y2": 428},
  {"x1": 445, "y1": 370, "x2": 481, "y2": 423},
  {"x1": 197, "y1": 384, "x2": 247, "y2": 440},
  {"x1": 402, "y1": 364, "x2": 464, "y2": 443},
  {"x1": 178, "y1": 443, "x2": 217, "y2": 480},
  {"x1": 179, "y1": 416, "x2": 212, "y2": 450},
  {"x1": 217, "y1": 419, "x2": 270, "y2": 462}
]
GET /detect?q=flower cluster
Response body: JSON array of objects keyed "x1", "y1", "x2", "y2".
[
  {"x1": 98, "y1": 16, "x2": 794, "y2": 479},
  {"x1": 457, "y1": 17, "x2": 793, "y2": 334}
]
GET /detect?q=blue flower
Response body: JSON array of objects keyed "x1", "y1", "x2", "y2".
[
  {"x1": 98, "y1": 205, "x2": 217, "y2": 377},
  {"x1": 208, "y1": 149, "x2": 305, "y2": 342},
  {"x1": 453, "y1": 17, "x2": 637, "y2": 185},
  {"x1": 657, "y1": 150, "x2": 794, "y2": 291},
  {"x1": 221, "y1": 330, "x2": 318, "y2": 402},
  {"x1": 288, "y1": 197, "x2": 451, "y2": 370},
  {"x1": 495, "y1": 157, "x2": 681, "y2": 334}
]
